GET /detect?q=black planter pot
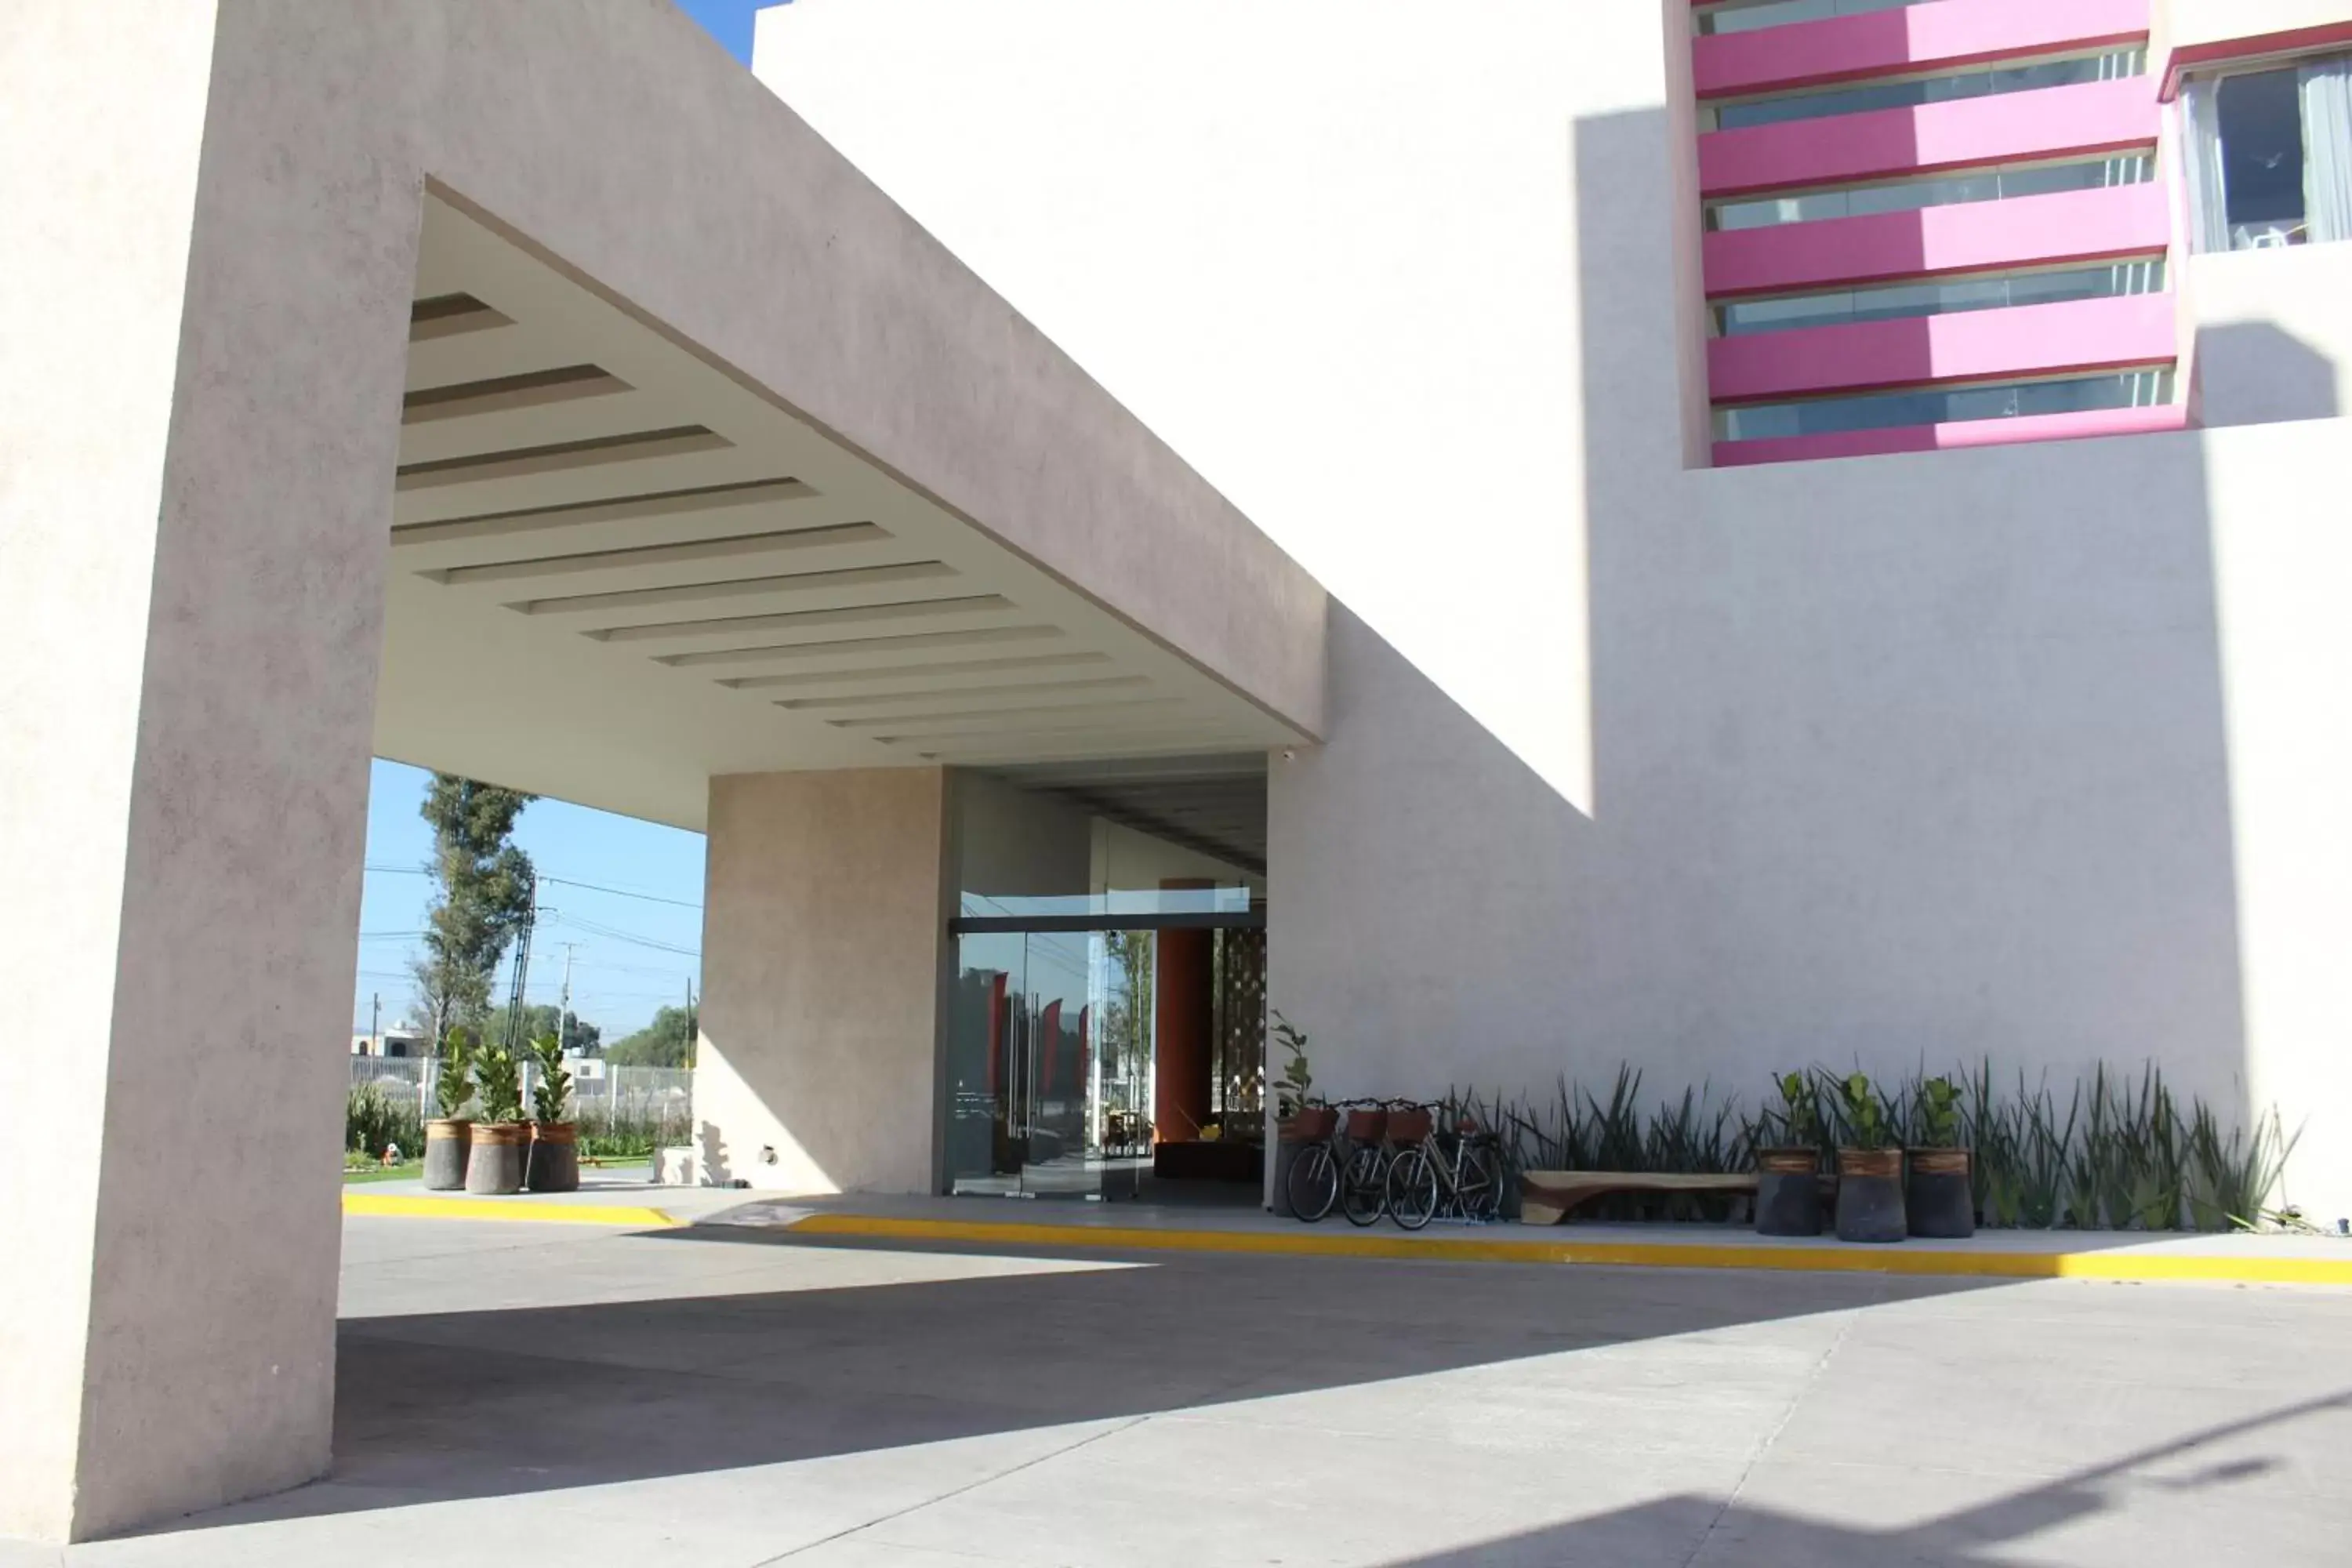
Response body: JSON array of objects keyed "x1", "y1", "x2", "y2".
[
  {"x1": 1906, "y1": 1147, "x2": 1975, "y2": 1238},
  {"x1": 423, "y1": 1119, "x2": 471, "y2": 1191},
  {"x1": 528, "y1": 1122, "x2": 581, "y2": 1193},
  {"x1": 1754, "y1": 1148, "x2": 1823, "y2": 1236},
  {"x1": 465, "y1": 1122, "x2": 528, "y2": 1195},
  {"x1": 1834, "y1": 1148, "x2": 1906, "y2": 1243}
]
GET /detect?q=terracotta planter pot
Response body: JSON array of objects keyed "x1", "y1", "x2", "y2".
[
  {"x1": 1753, "y1": 1146, "x2": 1823, "y2": 1236},
  {"x1": 528, "y1": 1121, "x2": 580, "y2": 1193},
  {"x1": 1834, "y1": 1147, "x2": 1906, "y2": 1243},
  {"x1": 465, "y1": 1121, "x2": 528, "y2": 1195},
  {"x1": 423, "y1": 1119, "x2": 472, "y2": 1191},
  {"x1": 1905, "y1": 1146, "x2": 1974, "y2": 1238}
]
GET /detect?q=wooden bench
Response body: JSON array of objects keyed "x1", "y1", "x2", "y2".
[{"x1": 1518, "y1": 1170, "x2": 1759, "y2": 1225}]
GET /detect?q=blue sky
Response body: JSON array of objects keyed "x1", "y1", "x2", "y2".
[
  {"x1": 354, "y1": 760, "x2": 706, "y2": 1038},
  {"x1": 354, "y1": 4, "x2": 775, "y2": 1040},
  {"x1": 675, "y1": 0, "x2": 771, "y2": 64}
]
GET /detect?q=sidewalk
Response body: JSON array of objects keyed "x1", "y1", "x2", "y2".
[{"x1": 344, "y1": 1179, "x2": 2352, "y2": 1284}]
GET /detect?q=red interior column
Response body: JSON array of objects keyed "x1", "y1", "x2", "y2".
[{"x1": 1152, "y1": 881, "x2": 1215, "y2": 1142}]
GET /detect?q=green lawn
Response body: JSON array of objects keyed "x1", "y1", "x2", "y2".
[{"x1": 343, "y1": 1160, "x2": 424, "y2": 1184}]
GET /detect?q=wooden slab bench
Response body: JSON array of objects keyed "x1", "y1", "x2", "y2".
[{"x1": 1518, "y1": 1170, "x2": 1759, "y2": 1225}]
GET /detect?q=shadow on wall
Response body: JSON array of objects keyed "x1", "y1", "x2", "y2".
[
  {"x1": 2194, "y1": 321, "x2": 2343, "y2": 429},
  {"x1": 1276, "y1": 104, "x2": 2263, "y2": 1133}
]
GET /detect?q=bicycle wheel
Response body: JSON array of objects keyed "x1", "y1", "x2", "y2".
[
  {"x1": 1340, "y1": 1145, "x2": 1388, "y2": 1227},
  {"x1": 1388, "y1": 1146, "x2": 1439, "y2": 1230},
  {"x1": 1286, "y1": 1142, "x2": 1339, "y2": 1222},
  {"x1": 1457, "y1": 1142, "x2": 1501, "y2": 1221}
]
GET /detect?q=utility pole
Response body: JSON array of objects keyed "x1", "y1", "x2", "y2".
[
  {"x1": 554, "y1": 942, "x2": 582, "y2": 1053},
  {"x1": 370, "y1": 992, "x2": 380, "y2": 1054}
]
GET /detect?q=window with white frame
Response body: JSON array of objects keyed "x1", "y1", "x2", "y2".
[{"x1": 2181, "y1": 53, "x2": 2352, "y2": 251}]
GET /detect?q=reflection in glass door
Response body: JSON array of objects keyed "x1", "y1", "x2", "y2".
[
  {"x1": 948, "y1": 928, "x2": 1159, "y2": 1199},
  {"x1": 947, "y1": 921, "x2": 1264, "y2": 1200}
]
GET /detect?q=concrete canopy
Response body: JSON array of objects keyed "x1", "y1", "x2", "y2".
[{"x1": 390, "y1": 193, "x2": 1324, "y2": 829}]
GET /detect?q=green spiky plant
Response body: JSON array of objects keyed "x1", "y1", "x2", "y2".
[
  {"x1": 433, "y1": 1025, "x2": 477, "y2": 1120},
  {"x1": 529, "y1": 1032, "x2": 572, "y2": 1125},
  {"x1": 470, "y1": 1035, "x2": 524, "y2": 1124}
]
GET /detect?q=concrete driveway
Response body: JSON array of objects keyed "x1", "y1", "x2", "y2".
[{"x1": 8, "y1": 1214, "x2": 2349, "y2": 1566}]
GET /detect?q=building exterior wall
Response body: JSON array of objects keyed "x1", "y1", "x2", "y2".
[
  {"x1": 760, "y1": 0, "x2": 2352, "y2": 1218},
  {"x1": 695, "y1": 769, "x2": 953, "y2": 1193}
]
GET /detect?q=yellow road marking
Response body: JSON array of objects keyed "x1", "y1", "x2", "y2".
[
  {"x1": 343, "y1": 1192, "x2": 678, "y2": 1228},
  {"x1": 781, "y1": 1214, "x2": 2352, "y2": 1285}
]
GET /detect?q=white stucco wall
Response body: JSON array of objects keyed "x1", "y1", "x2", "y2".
[
  {"x1": 760, "y1": 0, "x2": 2352, "y2": 1220},
  {"x1": 2190, "y1": 246, "x2": 2352, "y2": 427}
]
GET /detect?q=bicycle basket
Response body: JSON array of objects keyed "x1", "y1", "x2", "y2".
[
  {"x1": 1286, "y1": 1106, "x2": 1338, "y2": 1142},
  {"x1": 1344, "y1": 1107, "x2": 1389, "y2": 1142},
  {"x1": 1386, "y1": 1107, "x2": 1433, "y2": 1145}
]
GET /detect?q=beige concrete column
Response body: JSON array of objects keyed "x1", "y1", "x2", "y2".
[
  {"x1": 693, "y1": 770, "x2": 954, "y2": 1193},
  {"x1": 0, "y1": 2, "x2": 413, "y2": 1543}
]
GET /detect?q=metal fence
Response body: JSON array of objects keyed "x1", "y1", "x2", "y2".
[{"x1": 349, "y1": 1055, "x2": 691, "y2": 1134}]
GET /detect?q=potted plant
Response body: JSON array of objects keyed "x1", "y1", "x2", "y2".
[
  {"x1": 1907, "y1": 1074, "x2": 1973, "y2": 1237},
  {"x1": 423, "y1": 1025, "x2": 476, "y2": 1191},
  {"x1": 525, "y1": 1032, "x2": 580, "y2": 1193},
  {"x1": 464, "y1": 1034, "x2": 528, "y2": 1195},
  {"x1": 1753, "y1": 1071, "x2": 1825, "y2": 1237},
  {"x1": 1268, "y1": 1011, "x2": 1330, "y2": 1218},
  {"x1": 1829, "y1": 1070, "x2": 1905, "y2": 1243}
]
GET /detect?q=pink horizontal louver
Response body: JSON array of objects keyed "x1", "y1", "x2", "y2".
[
  {"x1": 1694, "y1": 0, "x2": 2149, "y2": 100},
  {"x1": 1704, "y1": 182, "x2": 2169, "y2": 298},
  {"x1": 1707, "y1": 293, "x2": 2176, "y2": 403}
]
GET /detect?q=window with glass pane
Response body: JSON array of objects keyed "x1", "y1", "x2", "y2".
[
  {"x1": 1712, "y1": 52, "x2": 2144, "y2": 132},
  {"x1": 2185, "y1": 53, "x2": 2352, "y2": 251},
  {"x1": 1696, "y1": 0, "x2": 1922, "y2": 35},
  {"x1": 1715, "y1": 370, "x2": 2174, "y2": 443},
  {"x1": 1706, "y1": 156, "x2": 2153, "y2": 232}
]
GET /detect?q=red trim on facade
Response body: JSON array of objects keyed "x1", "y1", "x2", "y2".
[
  {"x1": 1703, "y1": 182, "x2": 2169, "y2": 297},
  {"x1": 1694, "y1": 0, "x2": 2148, "y2": 101},
  {"x1": 2160, "y1": 22, "x2": 2352, "y2": 99}
]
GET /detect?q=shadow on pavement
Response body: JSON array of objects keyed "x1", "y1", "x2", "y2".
[{"x1": 161, "y1": 1228, "x2": 2003, "y2": 1532}]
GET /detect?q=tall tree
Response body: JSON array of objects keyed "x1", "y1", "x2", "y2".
[
  {"x1": 412, "y1": 774, "x2": 536, "y2": 1038},
  {"x1": 604, "y1": 1004, "x2": 695, "y2": 1068},
  {"x1": 484, "y1": 1001, "x2": 601, "y2": 1056}
]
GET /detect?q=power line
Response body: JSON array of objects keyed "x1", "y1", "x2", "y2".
[{"x1": 363, "y1": 862, "x2": 700, "y2": 909}]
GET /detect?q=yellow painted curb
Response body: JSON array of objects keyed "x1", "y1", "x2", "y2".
[
  {"x1": 343, "y1": 1192, "x2": 678, "y2": 1229},
  {"x1": 781, "y1": 1215, "x2": 2352, "y2": 1286}
]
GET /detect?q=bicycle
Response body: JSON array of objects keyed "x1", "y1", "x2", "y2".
[
  {"x1": 1281, "y1": 1104, "x2": 1342, "y2": 1221},
  {"x1": 1385, "y1": 1105, "x2": 1504, "y2": 1230},
  {"x1": 1337, "y1": 1100, "x2": 1403, "y2": 1227}
]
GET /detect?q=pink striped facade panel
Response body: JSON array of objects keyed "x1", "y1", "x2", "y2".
[
  {"x1": 1694, "y1": 0, "x2": 2148, "y2": 100},
  {"x1": 1698, "y1": 76, "x2": 2158, "y2": 198},
  {"x1": 1712, "y1": 402, "x2": 2187, "y2": 466},
  {"x1": 1702, "y1": 182, "x2": 2170, "y2": 298},
  {"x1": 1706, "y1": 292, "x2": 2176, "y2": 403}
]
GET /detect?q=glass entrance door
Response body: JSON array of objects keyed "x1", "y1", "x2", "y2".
[
  {"x1": 948, "y1": 927, "x2": 1133, "y2": 1199},
  {"x1": 946, "y1": 920, "x2": 1265, "y2": 1201}
]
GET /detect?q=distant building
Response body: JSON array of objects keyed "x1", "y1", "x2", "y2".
[{"x1": 350, "y1": 1026, "x2": 426, "y2": 1059}]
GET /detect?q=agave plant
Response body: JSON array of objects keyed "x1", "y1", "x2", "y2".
[
  {"x1": 1825, "y1": 1070, "x2": 1895, "y2": 1151},
  {"x1": 529, "y1": 1032, "x2": 572, "y2": 1125},
  {"x1": 1913, "y1": 1076, "x2": 1963, "y2": 1149},
  {"x1": 433, "y1": 1025, "x2": 477, "y2": 1120},
  {"x1": 470, "y1": 1035, "x2": 524, "y2": 1124}
]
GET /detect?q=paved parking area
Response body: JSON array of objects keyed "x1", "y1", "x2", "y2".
[{"x1": 8, "y1": 1214, "x2": 2350, "y2": 1566}]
